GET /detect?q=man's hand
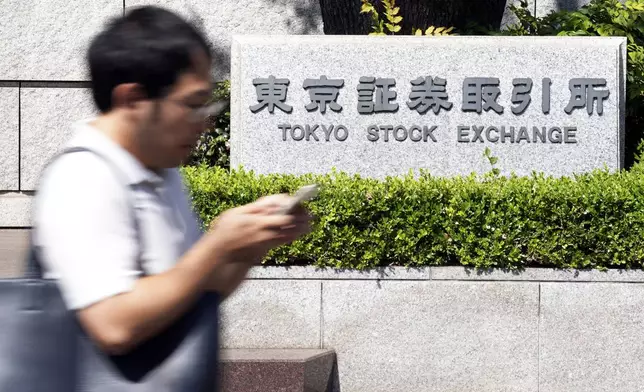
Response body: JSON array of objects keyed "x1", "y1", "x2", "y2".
[
  {"x1": 207, "y1": 194, "x2": 313, "y2": 262},
  {"x1": 203, "y1": 194, "x2": 313, "y2": 297}
]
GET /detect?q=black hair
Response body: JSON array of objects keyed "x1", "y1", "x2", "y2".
[{"x1": 87, "y1": 6, "x2": 212, "y2": 113}]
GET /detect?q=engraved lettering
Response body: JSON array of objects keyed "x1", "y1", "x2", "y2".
[
  {"x1": 500, "y1": 126, "x2": 515, "y2": 143},
  {"x1": 407, "y1": 76, "x2": 453, "y2": 114},
  {"x1": 410, "y1": 126, "x2": 423, "y2": 142},
  {"x1": 423, "y1": 126, "x2": 437, "y2": 142},
  {"x1": 458, "y1": 126, "x2": 470, "y2": 143},
  {"x1": 511, "y1": 78, "x2": 533, "y2": 115},
  {"x1": 367, "y1": 125, "x2": 379, "y2": 142},
  {"x1": 381, "y1": 125, "x2": 394, "y2": 142},
  {"x1": 542, "y1": 78, "x2": 551, "y2": 114},
  {"x1": 305, "y1": 124, "x2": 320, "y2": 141},
  {"x1": 291, "y1": 125, "x2": 305, "y2": 141},
  {"x1": 564, "y1": 78, "x2": 610, "y2": 115},
  {"x1": 548, "y1": 127, "x2": 562, "y2": 143},
  {"x1": 358, "y1": 77, "x2": 399, "y2": 114},
  {"x1": 516, "y1": 126, "x2": 530, "y2": 143},
  {"x1": 250, "y1": 76, "x2": 293, "y2": 114},
  {"x1": 462, "y1": 77, "x2": 503, "y2": 114},
  {"x1": 564, "y1": 127, "x2": 577, "y2": 144},
  {"x1": 533, "y1": 126, "x2": 546, "y2": 143},
  {"x1": 335, "y1": 125, "x2": 349, "y2": 141},
  {"x1": 472, "y1": 125, "x2": 485, "y2": 143},
  {"x1": 394, "y1": 126, "x2": 407, "y2": 142},
  {"x1": 303, "y1": 76, "x2": 344, "y2": 114},
  {"x1": 486, "y1": 126, "x2": 499, "y2": 143},
  {"x1": 278, "y1": 123, "x2": 291, "y2": 141},
  {"x1": 322, "y1": 125, "x2": 334, "y2": 141}
]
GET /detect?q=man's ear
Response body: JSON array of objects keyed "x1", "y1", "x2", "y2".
[{"x1": 111, "y1": 83, "x2": 147, "y2": 110}]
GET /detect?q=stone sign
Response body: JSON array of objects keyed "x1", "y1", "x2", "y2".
[{"x1": 230, "y1": 35, "x2": 626, "y2": 178}]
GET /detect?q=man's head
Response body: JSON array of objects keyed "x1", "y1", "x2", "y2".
[{"x1": 87, "y1": 6, "x2": 215, "y2": 169}]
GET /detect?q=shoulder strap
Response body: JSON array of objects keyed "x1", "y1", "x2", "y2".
[{"x1": 25, "y1": 146, "x2": 143, "y2": 279}]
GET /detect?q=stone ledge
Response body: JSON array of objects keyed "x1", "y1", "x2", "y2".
[
  {"x1": 247, "y1": 265, "x2": 430, "y2": 280},
  {"x1": 2, "y1": 229, "x2": 644, "y2": 283},
  {"x1": 219, "y1": 349, "x2": 335, "y2": 392},
  {"x1": 430, "y1": 266, "x2": 644, "y2": 282},
  {"x1": 247, "y1": 265, "x2": 644, "y2": 283},
  {"x1": 220, "y1": 348, "x2": 333, "y2": 362}
]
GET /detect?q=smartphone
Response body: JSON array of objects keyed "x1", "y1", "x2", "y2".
[{"x1": 276, "y1": 184, "x2": 319, "y2": 215}]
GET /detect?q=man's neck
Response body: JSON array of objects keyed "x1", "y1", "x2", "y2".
[{"x1": 89, "y1": 114, "x2": 155, "y2": 170}]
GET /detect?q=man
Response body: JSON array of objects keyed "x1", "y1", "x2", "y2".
[{"x1": 32, "y1": 5, "x2": 311, "y2": 359}]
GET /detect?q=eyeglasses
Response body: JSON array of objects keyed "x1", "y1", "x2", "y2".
[
  {"x1": 166, "y1": 98, "x2": 229, "y2": 123},
  {"x1": 188, "y1": 100, "x2": 229, "y2": 123}
]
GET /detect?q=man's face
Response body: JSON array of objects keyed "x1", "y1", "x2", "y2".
[{"x1": 140, "y1": 51, "x2": 213, "y2": 169}]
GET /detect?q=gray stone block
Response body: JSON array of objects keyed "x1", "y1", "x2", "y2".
[
  {"x1": 220, "y1": 280, "x2": 322, "y2": 349},
  {"x1": 20, "y1": 86, "x2": 97, "y2": 191},
  {"x1": 502, "y1": 0, "x2": 536, "y2": 28},
  {"x1": 125, "y1": 0, "x2": 323, "y2": 81},
  {"x1": 536, "y1": 0, "x2": 626, "y2": 16},
  {"x1": 0, "y1": 0, "x2": 122, "y2": 80},
  {"x1": 0, "y1": 229, "x2": 30, "y2": 278},
  {"x1": 0, "y1": 194, "x2": 33, "y2": 227},
  {"x1": 231, "y1": 35, "x2": 626, "y2": 179},
  {"x1": 540, "y1": 283, "x2": 644, "y2": 392},
  {"x1": 219, "y1": 349, "x2": 335, "y2": 392},
  {"x1": 247, "y1": 266, "x2": 430, "y2": 280},
  {"x1": 0, "y1": 84, "x2": 19, "y2": 191},
  {"x1": 323, "y1": 280, "x2": 539, "y2": 392},
  {"x1": 430, "y1": 266, "x2": 644, "y2": 282}
]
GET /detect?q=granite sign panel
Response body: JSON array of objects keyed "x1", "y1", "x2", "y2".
[{"x1": 230, "y1": 36, "x2": 626, "y2": 178}]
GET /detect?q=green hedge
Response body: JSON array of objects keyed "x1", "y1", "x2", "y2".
[{"x1": 181, "y1": 163, "x2": 644, "y2": 271}]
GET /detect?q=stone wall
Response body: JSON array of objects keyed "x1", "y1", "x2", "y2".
[
  {"x1": 0, "y1": 0, "x2": 600, "y2": 228},
  {"x1": 222, "y1": 266, "x2": 644, "y2": 392},
  {"x1": 2, "y1": 253, "x2": 638, "y2": 391}
]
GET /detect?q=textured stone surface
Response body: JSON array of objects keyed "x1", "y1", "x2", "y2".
[
  {"x1": 540, "y1": 283, "x2": 644, "y2": 392},
  {"x1": 323, "y1": 281, "x2": 539, "y2": 392},
  {"x1": 536, "y1": 0, "x2": 588, "y2": 16},
  {"x1": 0, "y1": 194, "x2": 33, "y2": 227},
  {"x1": 502, "y1": 0, "x2": 536, "y2": 27},
  {"x1": 125, "y1": 0, "x2": 323, "y2": 81},
  {"x1": 219, "y1": 349, "x2": 335, "y2": 392},
  {"x1": 535, "y1": 0, "x2": 625, "y2": 16},
  {"x1": 245, "y1": 266, "x2": 644, "y2": 282},
  {"x1": 0, "y1": 84, "x2": 19, "y2": 190},
  {"x1": 430, "y1": 266, "x2": 644, "y2": 282},
  {"x1": 0, "y1": 229, "x2": 30, "y2": 278},
  {"x1": 0, "y1": 0, "x2": 122, "y2": 80},
  {"x1": 231, "y1": 35, "x2": 626, "y2": 179},
  {"x1": 247, "y1": 266, "x2": 430, "y2": 280},
  {"x1": 220, "y1": 348, "x2": 333, "y2": 362},
  {"x1": 220, "y1": 280, "x2": 321, "y2": 348},
  {"x1": 20, "y1": 86, "x2": 97, "y2": 191}
]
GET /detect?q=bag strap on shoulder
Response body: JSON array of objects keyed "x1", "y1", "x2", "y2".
[{"x1": 26, "y1": 146, "x2": 142, "y2": 279}]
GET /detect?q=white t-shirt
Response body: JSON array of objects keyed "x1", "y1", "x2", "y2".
[{"x1": 32, "y1": 120, "x2": 204, "y2": 310}]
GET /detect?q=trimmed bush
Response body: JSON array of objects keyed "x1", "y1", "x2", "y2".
[
  {"x1": 182, "y1": 162, "x2": 644, "y2": 271},
  {"x1": 185, "y1": 80, "x2": 231, "y2": 168}
]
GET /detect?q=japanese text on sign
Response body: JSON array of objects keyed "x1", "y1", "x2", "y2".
[{"x1": 248, "y1": 75, "x2": 611, "y2": 145}]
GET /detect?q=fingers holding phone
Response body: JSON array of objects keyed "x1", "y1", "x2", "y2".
[
  {"x1": 275, "y1": 184, "x2": 319, "y2": 215},
  {"x1": 208, "y1": 185, "x2": 319, "y2": 261}
]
